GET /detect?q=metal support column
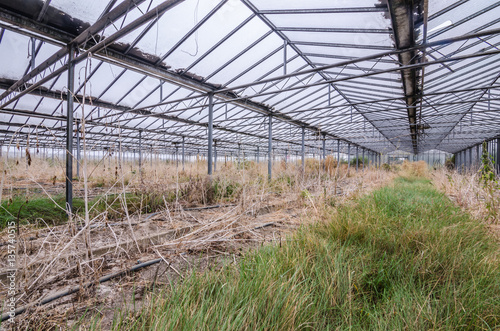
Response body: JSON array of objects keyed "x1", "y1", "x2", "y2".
[
  {"x1": 301, "y1": 127, "x2": 305, "y2": 171},
  {"x1": 182, "y1": 136, "x2": 185, "y2": 171},
  {"x1": 362, "y1": 148, "x2": 365, "y2": 171},
  {"x1": 207, "y1": 93, "x2": 213, "y2": 175},
  {"x1": 322, "y1": 134, "x2": 326, "y2": 170},
  {"x1": 238, "y1": 143, "x2": 241, "y2": 165},
  {"x1": 175, "y1": 146, "x2": 178, "y2": 168},
  {"x1": 76, "y1": 120, "x2": 80, "y2": 179},
  {"x1": 356, "y1": 146, "x2": 359, "y2": 171},
  {"x1": 497, "y1": 138, "x2": 500, "y2": 174},
  {"x1": 476, "y1": 145, "x2": 480, "y2": 170},
  {"x1": 214, "y1": 142, "x2": 217, "y2": 173},
  {"x1": 469, "y1": 147, "x2": 472, "y2": 172},
  {"x1": 257, "y1": 146, "x2": 259, "y2": 163},
  {"x1": 65, "y1": 44, "x2": 74, "y2": 215},
  {"x1": 347, "y1": 143, "x2": 351, "y2": 170},
  {"x1": 139, "y1": 130, "x2": 142, "y2": 172},
  {"x1": 268, "y1": 115, "x2": 272, "y2": 180},
  {"x1": 337, "y1": 140, "x2": 340, "y2": 163}
]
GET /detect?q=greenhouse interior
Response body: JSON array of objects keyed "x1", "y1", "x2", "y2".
[{"x1": 0, "y1": 0, "x2": 499, "y2": 329}]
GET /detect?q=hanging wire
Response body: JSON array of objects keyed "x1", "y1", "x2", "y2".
[{"x1": 181, "y1": 0, "x2": 200, "y2": 57}]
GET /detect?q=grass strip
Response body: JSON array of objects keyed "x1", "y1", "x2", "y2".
[{"x1": 86, "y1": 176, "x2": 500, "y2": 329}]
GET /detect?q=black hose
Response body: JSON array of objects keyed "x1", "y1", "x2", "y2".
[{"x1": 1, "y1": 258, "x2": 162, "y2": 322}]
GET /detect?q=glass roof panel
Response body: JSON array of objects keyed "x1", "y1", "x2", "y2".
[
  {"x1": 266, "y1": 12, "x2": 390, "y2": 30},
  {"x1": 0, "y1": 31, "x2": 32, "y2": 80},
  {"x1": 113, "y1": 0, "x2": 222, "y2": 58},
  {"x1": 249, "y1": 0, "x2": 379, "y2": 10},
  {"x1": 283, "y1": 31, "x2": 393, "y2": 47},
  {"x1": 163, "y1": 1, "x2": 253, "y2": 70},
  {"x1": 50, "y1": 0, "x2": 111, "y2": 25}
]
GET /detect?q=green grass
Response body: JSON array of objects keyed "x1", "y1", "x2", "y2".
[
  {"x1": 72, "y1": 177, "x2": 500, "y2": 329},
  {"x1": 0, "y1": 196, "x2": 86, "y2": 228},
  {"x1": 0, "y1": 191, "x2": 168, "y2": 229}
]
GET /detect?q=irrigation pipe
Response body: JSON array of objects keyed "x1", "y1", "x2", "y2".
[
  {"x1": 183, "y1": 204, "x2": 236, "y2": 211},
  {"x1": 1, "y1": 258, "x2": 163, "y2": 322}
]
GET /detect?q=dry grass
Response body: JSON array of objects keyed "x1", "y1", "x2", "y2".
[
  {"x1": 432, "y1": 168, "x2": 500, "y2": 225},
  {"x1": 400, "y1": 160, "x2": 429, "y2": 178},
  {"x1": 0, "y1": 152, "x2": 396, "y2": 328}
]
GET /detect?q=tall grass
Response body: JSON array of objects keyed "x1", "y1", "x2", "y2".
[{"x1": 86, "y1": 176, "x2": 500, "y2": 330}]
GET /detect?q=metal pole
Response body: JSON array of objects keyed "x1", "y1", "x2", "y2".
[
  {"x1": 175, "y1": 146, "x2": 178, "y2": 168},
  {"x1": 208, "y1": 93, "x2": 213, "y2": 175},
  {"x1": 214, "y1": 142, "x2": 217, "y2": 173},
  {"x1": 337, "y1": 140, "x2": 340, "y2": 164},
  {"x1": 469, "y1": 147, "x2": 472, "y2": 172},
  {"x1": 65, "y1": 44, "x2": 74, "y2": 215},
  {"x1": 356, "y1": 146, "x2": 359, "y2": 171},
  {"x1": 139, "y1": 130, "x2": 142, "y2": 172},
  {"x1": 268, "y1": 115, "x2": 272, "y2": 180},
  {"x1": 76, "y1": 120, "x2": 80, "y2": 179},
  {"x1": 476, "y1": 145, "x2": 480, "y2": 170},
  {"x1": 182, "y1": 136, "x2": 185, "y2": 171},
  {"x1": 347, "y1": 143, "x2": 351, "y2": 170},
  {"x1": 118, "y1": 141, "x2": 122, "y2": 170},
  {"x1": 362, "y1": 148, "x2": 365, "y2": 171},
  {"x1": 301, "y1": 127, "x2": 305, "y2": 170},
  {"x1": 497, "y1": 138, "x2": 500, "y2": 174},
  {"x1": 238, "y1": 143, "x2": 241, "y2": 166},
  {"x1": 322, "y1": 134, "x2": 326, "y2": 170},
  {"x1": 257, "y1": 146, "x2": 259, "y2": 163}
]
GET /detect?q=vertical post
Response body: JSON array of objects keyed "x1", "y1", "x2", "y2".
[
  {"x1": 301, "y1": 127, "x2": 305, "y2": 170},
  {"x1": 175, "y1": 146, "x2": 179, "y2": 168},
  {"x1": 257, "y1": 145, "x2": 260, "y2": 163},
  {"x1": 285, "y1": 149, "x2": 288, "y2": 166},
  {"x1": 76, "y1": 120, "x2": 80, "y2": 179},
  {"x1": 356, "y1": 146, "x2": 359, "y2": 171},
  {"x1": 238, "y1": 143, "x2": 241, "y2": 166},
  {"x1": 347, "y1": 143, "x2": 351, "y2": 170},
  {"x1": 268, "y1": 115, "x2": 272, "y2": 180},
  {"x1": 214, "y1": 141, "x2": 217, "y2": 173},
  {"x1": 208, "y1": 93, "x2": 213, "y2": 175},
  {"x1": 118, "y1": 141, "x2": 122, "y2": 170},
  {"x1": 476, "y1": 145, "x2": 480, "y2": 170},
  {"x1": 497, "y1": 138, "x2": 500, "y2": 175},
  {"x1": 138, "y1": 130, "x2": 142, "y2": 172},
  {"x1": 65, "y1": 43, "x2": 74, "y2": 215},
  {"x1": 337, "y1": 140, "x2": 340, "y2": 163},
  {"x1": 362, "y1": 148, "x2": 365, "y2": 171},
  {"x1": 469, "y1": 147, "x2": 472, "y2": 171},
  {"x1": 182, "y1": 136, "x2": 185, "y2": 171},
  {"x1": 322, "y1": 134, "x2": 326, "y2": 170}
]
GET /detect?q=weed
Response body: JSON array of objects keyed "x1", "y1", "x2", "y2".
[{"x1": 88, "y1": 177, "x2": 500, "y2": 330}]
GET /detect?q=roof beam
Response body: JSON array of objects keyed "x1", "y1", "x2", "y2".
[{"x1": 387, "y1": 0, "x2": 423, "y2": 153}]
